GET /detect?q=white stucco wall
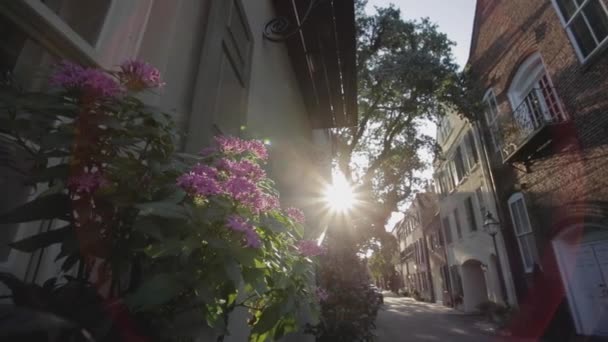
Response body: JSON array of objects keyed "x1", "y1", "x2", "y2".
[{"x1": 436, "y1": 112, "x2": 517, "y2": 309}]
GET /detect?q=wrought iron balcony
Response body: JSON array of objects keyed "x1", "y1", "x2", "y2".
[{"x1": 495, "y1": 87, "x2": 569, "y2": 163}]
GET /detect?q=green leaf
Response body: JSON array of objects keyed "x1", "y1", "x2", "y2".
[
  {"x1": 0, "y1": 193, "x2": 69, "y2": 224},
  {"x1": 133, "y1": 217, "x2": 164, "y2": 240},
  {"x1": 29, "y1": 164, "x2": 69, "y2": 183},
  {"x1": 126, "y1": 274, "x2": 184, "y2": 311},
  {"x1": 136, "y1": 200, "x2": 189, "y2": 220},
  {"x1": 9, "y1": 225, "x2": 72, "y2": 253},
  {"x1": 260, "y1": 216, "x2": 287, "y2": 234},
  {"x1": 251, "y1": 302, "x2": 282, "y2": 335},
  {"x1": 223, "y1": 258, "x2": 242, "y2": 287}
]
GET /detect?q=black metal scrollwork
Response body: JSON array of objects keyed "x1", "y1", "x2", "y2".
[{"x1": 263, "y1": 0, "x2": 329, "y2": 42}]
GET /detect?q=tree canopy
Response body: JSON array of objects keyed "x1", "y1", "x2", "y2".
[{"x1": 334, "y1": 1, "x2": 471, "y2": 243}]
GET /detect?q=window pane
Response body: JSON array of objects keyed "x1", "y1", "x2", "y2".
[
  {"x1": 510, "y1": 199, "x2": 525, "y2": 234},
  {"x1": 454, "y1": 210, "x2": 463, "y2": 239},
  {"x1": 570, "y1": 13, "x2": 598, "y2": 57},
  {"x1": 443, "y1": 217, "x2": 452, "y2": 244},
  {"x1": 584, "y1": 0, "x2": 608, "y2": 42},
  {"x1": 465, "y1": 197, "x2": 478, "y2": 231},
  {"x1": 518, "y1": 234, "x2": 534, "y2": 270},
  {"x1": 515, "y1": 200, "x2": 532, "y2": 233},
  {"x1": 556, "y1": 0, "x2": 578, "y2": 21},
  {"x1": 43, "y1": 0, "x2": 112, "y2": 46}
]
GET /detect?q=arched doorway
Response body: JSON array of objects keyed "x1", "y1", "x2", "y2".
[
  {"x1": 461, "y1": 259, "x2": 489, "y2": 312},
  {"x1": 553, "y1": 223, "x2": 608, "y2": 337}
]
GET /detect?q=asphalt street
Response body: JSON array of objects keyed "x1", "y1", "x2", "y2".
[{"x1": 375, "y1": 293, "x2": 498, "y2": 342}]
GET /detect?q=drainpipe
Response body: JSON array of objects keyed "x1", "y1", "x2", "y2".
[{"x1": 472, "y1": 119, "x2": 513, "y2": 305}]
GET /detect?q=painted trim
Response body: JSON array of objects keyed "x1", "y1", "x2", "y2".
[{"x1": 550, "y1": 0, "x2": 608, "y2": 64}]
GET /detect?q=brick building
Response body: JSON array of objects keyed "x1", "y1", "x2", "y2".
[{"x1": 468, "y1": 0, "x2": 608, "y2": 339}]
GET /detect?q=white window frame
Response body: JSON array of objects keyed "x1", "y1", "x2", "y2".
[
  {"x1": 508, "y1": 53, "x2": 567, "y2": 128},
  {"x1": 0, "y1": 0, "x2": 153, "y2": 68},
  {"x1": 483, "y1": 89, "x2": 501, "y2": 152},
  {"x1": 508, "y1": 192, "x2": 539, "y2": 273},
  {"x1": 551, "y1": 0, "x2": 608, "y2": 63}
]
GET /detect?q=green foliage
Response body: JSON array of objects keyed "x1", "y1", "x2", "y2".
[
  {"x1": 0, "y1": 65, "x2": 318, "y2": 341},
  {"x1": 367, "y1": 232, "x2": 399, "y2": 288},
  {"x1": 335, "y1": 2, "x2": 478, "y2": 244},
  {"x1": 309, "y1": 250, "x2": 382, "y2": 342}
]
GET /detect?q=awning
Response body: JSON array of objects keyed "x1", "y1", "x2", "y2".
[{"x1": 271, "y1": 0, "x2": 358, "y2": 128}]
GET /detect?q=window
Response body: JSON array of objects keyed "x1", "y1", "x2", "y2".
[
  {"x1": 483, "y1": 89, "x2": 501, "y2": 151},
  {"x1": 508, "y1": 193, "x2": 539, "y2": 273},
  {"x1": 476, "y1": 186, "x2": 486, "y2": 219},
  {"x1": 453, "y1": 209, "x2": 463, "y2": 239},
  {"x1": 442, "y1": 217, "x2": 453, "y2": 244},
  {"x1": 453, "y1": 147, "x2": 466, "y2": 181},
  {"x1": 438, "y1": 116, "x2": 453, "y2": 144},
  {"x1": 552, "y1": 0, "x2": 608, "y2": 62},
  {"x1": 508, "y1": 53, "x2": 566, "y2": 133},
  {"x1": 2, "y1": 1, "x2": 152, "y2": 68},
  {"x1": 465, "y1": 131, "x2": 479, "y2": 168},
  {"x1": 464, "y1": 197, "x2": 478, "y2": 232}
]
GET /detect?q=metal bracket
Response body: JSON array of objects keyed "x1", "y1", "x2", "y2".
[{"x1": 263, "y1": 0, "x2": 329, "y2": 42}]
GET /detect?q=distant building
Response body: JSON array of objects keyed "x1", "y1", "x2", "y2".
[
  {"x1": 433, "y1": 111, "x2": 517, "y2": 312},
  {"x1": 469, "y1": 0, "x2": 608, "y2": 338},
  {"x1": 393, "y1": 193, "x2": 443, "y2": 303}
]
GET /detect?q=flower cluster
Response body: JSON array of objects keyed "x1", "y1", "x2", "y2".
[
  {"x1": 226, "y1": 215, "x2": 262, "y2": 248},
  {"x1": 217, "y1": 158, "x2": 266, "y2": 181},
  {"x1": 316, "y1": 287, "x2": 329, "y2": 302},
  {"x1": 214, "y1": 136, "x2": 269, "y2": 160},
  {"x1": 119, "y1": 59, "x2": 164, "y2": 91},
  {"x1": 50, "y1": 61, "x2": 121, "y2": 98},
  {"x1": 68, "y1": 171, "x2": 109, "y2": 194},
  {"x1": 178, "y1": 136, "x2": 278, "y2": 214},
  {"x1": 296, "y1": 240, "x2": 327, "y2": 257},
  {"x1": 285, "y1": 207, "x2": 305, "y2": 224},
  {"x1": 50, "y1": 59, "x2": 164, "y2": 98},
  {"x1": 176, "y1": 165, "x2": 221, "y2": 197}
]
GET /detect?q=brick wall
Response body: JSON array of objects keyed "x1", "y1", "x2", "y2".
[{"x1": 469, "y1": 0, "x2": 608, "y2": 338}]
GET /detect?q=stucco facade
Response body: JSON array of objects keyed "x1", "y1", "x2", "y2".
[
  {"x1": 434, "y1": 111, "x2": 517, "y2": 312},
  {"x1": 0, "y1": 1, "x2": 355, "y2": 340}
]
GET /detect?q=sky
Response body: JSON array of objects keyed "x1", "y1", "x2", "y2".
[
  {"x1": 364, "y1": 0, "x2": 478, "y2": 231},
  {"x1": 365, "y1": 0, "x2": 477, "y2": 69}
]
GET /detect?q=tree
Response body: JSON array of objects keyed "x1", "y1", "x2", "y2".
[
  {"x1": 367, "y1": 231, "x2": 399, "y2": 290},
  {"x1": 334, "y1": 1, "x2": 469, "y2": 244}
]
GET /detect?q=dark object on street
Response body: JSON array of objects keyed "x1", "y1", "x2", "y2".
[{"x1": 370, "y1": 285, "x2": 383, "y2": 304}]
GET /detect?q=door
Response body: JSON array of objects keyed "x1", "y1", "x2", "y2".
[
  {"x1": 555, "y1": 239, "x2": 608, "y2": 336},
  {"x1": 185, "y1": 0, "x2": 253, "y2": 153}
]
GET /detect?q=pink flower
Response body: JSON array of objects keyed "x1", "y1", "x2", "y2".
[
  {"x1": 226, "y1": 215, "x2": 262, "y2": 248},
  {"x1": 68, "y1": 172, "x2": 109, "y2": 194},
  {"x1": 119, "y1": 59, "x2": 164, "y2": 90},
  {"x1": 296, "y1": 240, "x2": 326, "y2": 257},
  {"x1": 316, "y1": 287, "x2": 329, "y2": 302},
  {"x1": 285, "y1": 207, "x2": 305, "y2": 224},
  {"x1": 176, "y1": 164, "x2": 221, "y2": 197},
  {"x1": 217, "y1": 158, "x2": 266, "y2": 181},
  {"x1": 214, "y1": 136, "x2": 268, "y2": 160},
  {"x1": 50, "y1": 61, "x2": 121, "y2": 98}
]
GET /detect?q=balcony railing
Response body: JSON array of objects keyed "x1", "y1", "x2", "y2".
[{"x1": 494, "y1": 87, "x2": 568, "y2": 162}]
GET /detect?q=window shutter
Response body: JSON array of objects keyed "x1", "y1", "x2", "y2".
[
  {"x1": 453, "y1": 209, "x2": 463, "y2": 239},
  {"x1": 508, "y1": 193, "x2": 538, "y2": 272},
  {"x1": 187, "y1": 0, "x2": 253, "y2": 152}
]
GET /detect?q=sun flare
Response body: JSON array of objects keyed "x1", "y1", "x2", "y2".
[{"x1": 324, "y1": 172, "x2": 356, "y2": 212}]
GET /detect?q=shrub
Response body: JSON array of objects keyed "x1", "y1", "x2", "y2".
[
  {"x1": 307, "y1": 251, "x2": 381, "y2": 342},
  {"x1": 0, "y1": 61, "x2": 321, "y2": 341}
]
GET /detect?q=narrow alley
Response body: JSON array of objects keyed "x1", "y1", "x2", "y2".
[{"x1": 376, "y1": 293, "x2": 496, "y2": 342}]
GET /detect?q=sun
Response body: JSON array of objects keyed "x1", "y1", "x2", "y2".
[{"x1": 324, "y1": 172, "x2": 356, "y2": 212}]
